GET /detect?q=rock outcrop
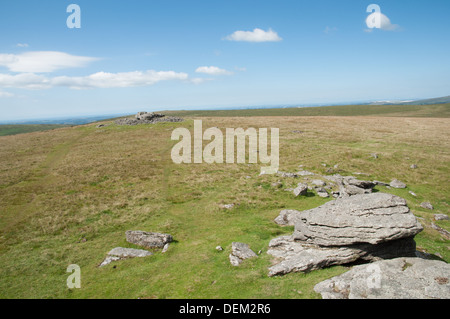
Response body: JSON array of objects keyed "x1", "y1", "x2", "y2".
[
  {"x1": 314, "y1": 257, "x2": 450, "y2": 299},
  {"x1": 268, "y1": 193, "x2": 423, "y2": 276},
  {"x1": 115, "y1": 112, "x2": 183, "y2": 125},
  {"x1": 126, "y1": 231, "x2": 173, "y2": 249}
]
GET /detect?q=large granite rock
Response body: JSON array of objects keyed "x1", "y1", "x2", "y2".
[
  {"x1": 268, "y1": 236, "x2": 417, "y2": 277},
  {"x1": 126, "y1": 231, "x2": 173, "y2": 249},
  {"x1": 291, "y1": 193, "x2": 423, "y2": 247},
  {"x1": 314, "y1": 257, "x2": 450, "y2": 299},
  {"x1": 268, "y1": 193, "x2": 423, "y2": 276}
]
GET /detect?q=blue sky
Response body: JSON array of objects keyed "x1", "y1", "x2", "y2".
[{"x1": 1, "y1": 0, "x2": 449, "y2": 121}]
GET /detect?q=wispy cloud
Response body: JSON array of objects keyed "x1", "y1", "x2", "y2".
[
  {"x1": 225, "y1": 28, "x2": 282, "y2": 42},
  {"x1": 16, "y1": 43, "x2": 29, "y2": 48},
  {"x1": 324, "y1": 26, "x2": 337, "y2": 34},
  {"x1": 0, "y1": 70, "x2": 189, "y2": 89},
  {"x1": 365, "y1": 12, "x2": 399, "y2": 32},
  {"x1": 195, "y1": 66, "x2": 233, "y2": 75},
  {"x1": 0, "y1": 90, "x2": 14, "y2": 98},
  {"x1": 0, "y1": 51, "x2": 99, "y2": 73}
]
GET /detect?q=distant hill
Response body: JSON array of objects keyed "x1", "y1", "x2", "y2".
[
  {"x1": 163, "y1": 103, "x2": 450, "y2": 118},
  {"x1": 0, "y1": 124, "x2": 70, "y2": 137},
  {"x1": 371, "y1": 95, "x2": 450, "y2": 106}
]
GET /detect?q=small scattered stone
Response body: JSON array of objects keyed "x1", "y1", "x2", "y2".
[
  {"x1": 409, "y1": 191, "x2": 417, "y2": 197},
  {"x1": 434, "y1": 214, "x2": 449, "y2": 221},
  {"x1": 297, "y1": 170, "x2": 315, "y2": 176},
  {"x1": 216, "y1": 246, "x2": 224, "y2": 251},
  {"x1": 311, "y1": 179, "x2": 326, "y2": 187},
  {"x1": 100, "y1": 247, "x2": 153, "y2": 267},
  {"x1": 390, "y1": 179, "x2": 407, "y2": 189},
  {"x1": 410, "y1": 164, "x2": 418, "y2": 169},
  {"x1": 221, "y1": 203, "x2": 235, "y2": 210},
  {"x1": 373, "y1": 180, "x2": 390, "y2": 187},
  {"x1": 316, "y1": 188, "x2": 329, "y2": 198},
  {"x1": 162, "y1": 243, "x2": 170, "y2": 253},
  {"x1": 370, "y1": 153, "x2": 378, "y2": 159},
  {"x1": 420, "y1": 202, "x2": 434, "y2": 210},
  {"x1": 293, "y1": 183, "x2": 308, "y2": 197},
  {"x1": 229, "y1": 242, "x2": 258, "y2": 266}
]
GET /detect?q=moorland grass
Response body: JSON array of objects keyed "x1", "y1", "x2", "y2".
[{"x1": 0, "y1": 112, "x2": 448, "y2": 298}]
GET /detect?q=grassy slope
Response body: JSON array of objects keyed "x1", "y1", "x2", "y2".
[
  {"x1": 162, "y1": 103, "x2": 450, "y2": 118},
  {"x1": 0, "y1": 125, "x2": 70, "y2": 137},
  {"x1": 0, "y1": 108, "x2": 448, "y2": 299}
]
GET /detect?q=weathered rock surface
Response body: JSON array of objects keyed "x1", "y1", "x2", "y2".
[
  {"x1": 390, "y1": 179, "x2": 407, "y2": 189},
  {"x1": 434, "y1": 214, "x2": 449, "y2": 221},
  {"x1": 268, "y1": 236, "x2": 417, "y2": 277},
  {"x1": 297, "y1": 170, "x2": 315, "y2": 176},
  {"x1": 100, "y1": 247, "x2": 153, "y2": 267},
  {"x1": 126, "y1": 231, "x2": 173, "y2": 249},
  {"x1": 274, "y1": 209, "x2": 301, "y2": 226},
  {"x1": 420, "y1": 202, "x2": 434, "y2": 210},
  {"x1": 115, "y1": 112, "x2": 183, "y2": 126},
  {"x1": 291, "y1": 193, "x2": 423, "y2": 247},
  {"x1": 229, "y1": 242, "x2": 258, "y2": 266},
  {"x1": 316, "y1": 188, "x2": 329, "y2": 198},
  {"x1": 269, "y1": 193, "x2": 423, "y2": 276},
  {"x1": 314, "y1": 257, "x2": 450, "y2": 299},
  {"x1": 293, "y1": 183, "x2": 308, "y2": 197}
]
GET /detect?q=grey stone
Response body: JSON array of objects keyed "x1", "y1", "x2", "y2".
[
  {"x1": 410, "y1": 164, "x2": 418, "y2": 169},
  {"x1": 390, "y1": 179, "x2": 407, "y2": 189},
  {"x1": 229, "y1": 242, "x2": 258, "y2": 266},
  {"x1": 277, "y1": 171, "x2": 298, "y2": 178},
  {"x1": 221, "y1": 203, "x2": 235, "y2": 210},
  {"x1": 100, "y1": 247, "x2": 153, "y2": 267},
  {"x1": 420, "y1": 202, "x2": 434, "y2": 210},
  {"x1": 268, "y1": 193, "x2": 423, "y2": 276},
  {"x1": 312, "y1": 180, "x2": 326, "y2": 187},
  {"x1": 216, "y1": 246, "x2": 224, "y2": 251},
  {"x1": 274, "y1": 209, "x2": 301, "y2": 226},
  {"x1": 409, "y1": 191, "x2": 417, "y2": 197},
  {"x1": 373, "y1": 180, "x2": 390, "y2": 187},
  {"x1": 344, "y1": 177, "x2": 375, "y2": 189},
  {"x1": 316, "y1": 187, "x2": 329, "y2": 198},
  {"x1": 431, "y1": 223, "x2": 450, "y2": 240},
  {"x1": 116, "y1": 112, "x2": 183, "y2": 126},
  {"x1": 162, "y1": 243, "x2": 170, "y2": 253},
  {"x1": 291, "y1": 193, "x2": 422, "y2": 247},
  {"x1": 293, "y1": 183, "x2": 308, "y2": 197},
  {"x1": 126, "y1": 230, "x2": 173, "y2": 249},
  {"x1": 268, "y1": 236, "x2": 417, "y2": 277},
  {"x1": 297, "y1": 170, "x2": 315, "y2": 176},
  {"x1": 434, "y1": 214, "x2": 449, "y2": 221},
  {"x1": 314, "y1": 257, "x2": 450, "y2": 299}
]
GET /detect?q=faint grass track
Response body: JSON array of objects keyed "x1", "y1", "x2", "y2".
[{"x1": 0, "y1": 129, "x2": 91, "y2": 244}]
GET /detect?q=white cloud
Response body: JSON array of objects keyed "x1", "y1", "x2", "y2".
[
  {"x1": 16, "y1": 43, "x2": 29, "y2": 48},
  {"x1": 0, "y1": 70, "x2": 189, "y2": 90},
  {"x1": 365, "y1": 12, "x2": 399, "y2": 31},
  {"x1": 0, "y1": 90, "x2": 14, "y2": 98},
  {"x1": 195, "y1": 66, "x2": 233, "y2": 75},
  {"x1": 324, "y1": 26, "x2": 337, "y2": 34},
  {"x1": 0, "y1": 73, "x2": 50, "y2": 89},
  {"x1": 225, "y1": 28, "x2": 282, "y2": 42},
  {"x1": 0, "y1": 51, "x2": 99, "y2": 73}
]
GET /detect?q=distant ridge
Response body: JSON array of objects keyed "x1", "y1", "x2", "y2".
[{"x1": 370, "y1": 95, "x2": 450, "y2": 106}]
